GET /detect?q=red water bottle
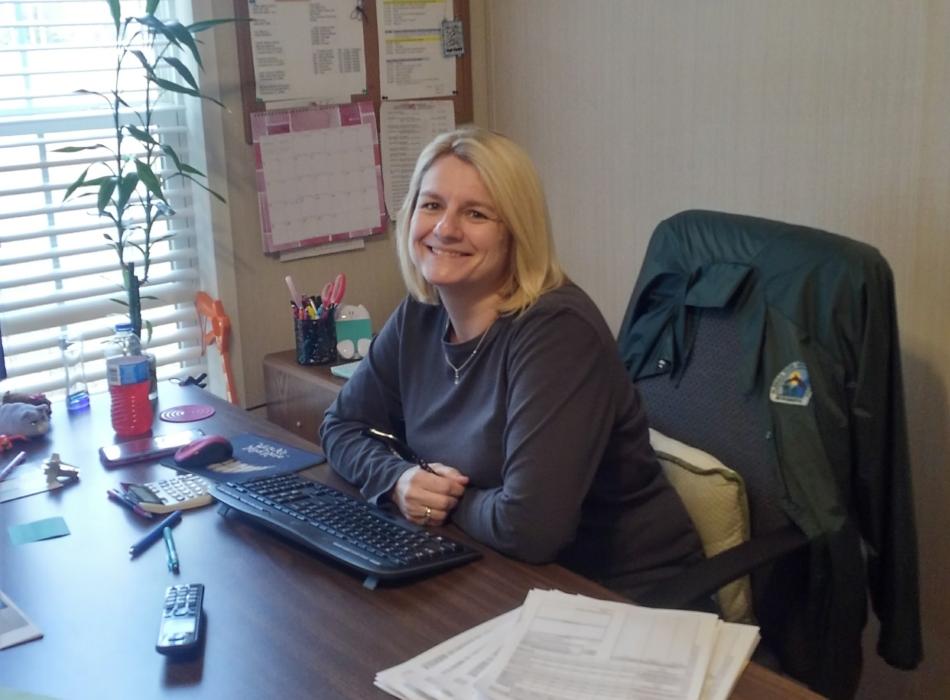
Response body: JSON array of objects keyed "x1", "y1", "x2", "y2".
[{"x1": 107, "y1": 355, "x2": 154, "y2": 437}]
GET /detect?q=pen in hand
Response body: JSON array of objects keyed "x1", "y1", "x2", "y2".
[
  {"x1": 129, "y1": 510, "x2": 182, "y2": 558},
  {"x1": 163, "y1": 526, "x2": 179, "y2": 573},
  {"x1": 362, "y1": 428, "x2": 437, "y2": 474}
]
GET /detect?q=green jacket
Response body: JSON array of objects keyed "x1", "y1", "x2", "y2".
[{"x1": 619, "y1": 210, "x2": 922, "y2": 699}]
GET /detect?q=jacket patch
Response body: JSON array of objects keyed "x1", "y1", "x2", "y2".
[{"x1": 770, "y1": 361, "x2": 812, "y2": 406}]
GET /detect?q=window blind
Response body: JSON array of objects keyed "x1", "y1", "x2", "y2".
[{"x1": 0, "y1": 0, "x2": 206, "y2": 398}]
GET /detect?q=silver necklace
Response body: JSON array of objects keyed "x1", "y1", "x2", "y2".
[{"x1": 443, "y1": 320, "x2": 492, "y2": 385}]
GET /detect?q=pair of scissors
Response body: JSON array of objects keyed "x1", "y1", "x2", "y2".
[{"x1": 320, "y1": 273, "x2": 346, "y2": 310}]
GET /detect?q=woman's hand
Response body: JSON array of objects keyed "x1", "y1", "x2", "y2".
[{"x1": 391, "y1": 463, "x2": 468, "y2": 526}]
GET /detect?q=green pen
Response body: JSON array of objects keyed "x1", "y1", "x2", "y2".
[{"x1": 163, "y1": 526, "x2": 179, "y2": 573}]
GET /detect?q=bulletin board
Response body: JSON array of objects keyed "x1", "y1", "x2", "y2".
[{"x1": 232, "y1": 0, "x2": 474, "y2": 145}]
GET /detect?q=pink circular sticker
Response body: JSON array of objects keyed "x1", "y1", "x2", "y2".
[{"x1": 159, "y1": 404, "x2": 216, "y2": 423}]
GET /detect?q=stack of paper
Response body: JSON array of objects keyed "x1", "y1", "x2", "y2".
[{"x1": 376, "y1": 589, "x2": 759, "y2": 700}]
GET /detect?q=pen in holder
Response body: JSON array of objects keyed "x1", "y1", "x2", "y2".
[{"x1": 295, "y1": 314, "x2": 338, "y2": 365}]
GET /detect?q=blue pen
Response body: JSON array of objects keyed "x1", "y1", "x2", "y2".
[{"x1": 129, "y1": 510, "x2": 182, "y2": 558}]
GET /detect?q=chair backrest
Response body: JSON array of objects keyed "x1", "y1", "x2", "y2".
[
  {"x1": 195, "y1": 292, "x2": 238, "y2": 405},
  {"x1": 635, "y1": 308, "x2": 808, "y2": 638},
  {"x1": 618, "y1": 209, "x2": 922, "y2": 700}
]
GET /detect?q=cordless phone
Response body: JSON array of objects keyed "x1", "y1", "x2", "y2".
[{"x1": 156, "y1": 583, "x2": 204, "y2": 656}]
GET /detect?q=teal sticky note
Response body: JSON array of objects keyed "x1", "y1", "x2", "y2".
[{"x1": 8, "y1": 516, "x2": 70, "y2": 545}]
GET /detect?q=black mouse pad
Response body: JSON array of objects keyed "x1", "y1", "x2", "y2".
[{"x1": 161, "y1": 433, "x2": 325, "y2": 483}]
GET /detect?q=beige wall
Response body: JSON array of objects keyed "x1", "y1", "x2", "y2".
[{"x1": 477, "y1": 1, "x2": 949, "y2": 697}]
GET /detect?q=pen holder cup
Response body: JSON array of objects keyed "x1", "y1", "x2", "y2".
[{"x1": 295, "y1": 317, "x2": 338, "y2": 365}]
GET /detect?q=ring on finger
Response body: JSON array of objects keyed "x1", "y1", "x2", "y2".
[{"x1": 423, "y1": 505, "x2": 432, "y2": 525}]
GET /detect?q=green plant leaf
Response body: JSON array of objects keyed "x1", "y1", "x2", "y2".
[
  {"x1": 129, "y1": 50, "x2": 159, "y2": 81},
  {"x1": 184, "y1": 173, "x2": 227, "y2": 204},
  {"x1": 150, "y1": 77, "x2": 224, "y2": 108},
  {"x1": 126, "y1": 124, "x2": 159, "y2": 146},
  {"x1": 133, "y1": 16, "x2": 202, "y2": 68},
  {"x1": 134, "y1": 13, "x2": 168, "y2": 39},
  {"x1": 74, "y1": 88, "x2": 114, "y2": 108},
  {"x1": 107, "y1": 0, "x2": 121, "y2": 34},
  {"x1": 62, "y1": 166, "x2": 89, "y2": 201},
  {"x1": 116, "y1": 172, "x2": 139, "y2": 214},
  {"x1": 146, "y1": 0, "x2": 159, "y2": 15},
  {"x1": 97, "y1": 177, "x2": 118, "y2": 214},
  {"x1": 179, "y1": 162, "x2": 206, "y2": 177},
  {"x1": 134, "y1": 159, "x2": 166, "y2": 203},
  {"x1": 160, "y1": 143, "x2": 183, "y2": 171},
  {"x1": 164, "y1": 21, "x2": 203, "y2": 68},
  {"x1": 161, "y1": 57, "x2": 199, "y2": 92},
  {"x1": 187, "y1": 18, "x2": 241, "y2": 34},
  {"x1": 54, "y1": 144, "x2": 109, "y2": 153}
]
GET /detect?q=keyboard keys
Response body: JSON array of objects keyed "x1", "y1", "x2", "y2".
[{"x1": 213, "y1": 474, "x2": 480, "y2": 582}]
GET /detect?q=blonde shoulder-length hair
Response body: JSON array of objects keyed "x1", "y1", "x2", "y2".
[{"x1": 395, "y1": 127, "x2": 565, "y2": 315}]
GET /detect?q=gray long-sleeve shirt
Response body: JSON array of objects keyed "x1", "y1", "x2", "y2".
[{"x1": 320, "y1": 283, "x2": 702, "y2": 598}]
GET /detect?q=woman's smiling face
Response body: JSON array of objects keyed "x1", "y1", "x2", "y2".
[{"x1": 409, "y1": 155, "x2": 511, "y2": 303}]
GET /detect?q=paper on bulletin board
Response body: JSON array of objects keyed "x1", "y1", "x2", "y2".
[
  {"x1": 251, "y1": 102, "x2": 388, "y2": 253},
  {"x1": 248, "y1": 0, "x2": 366, "y2": 105},
  {"x1": 376, "y1": 0, "x2": 456, "y2": 100},
  {"x1": 380, "y1": 100, "x2": 455, "y2": 216}
]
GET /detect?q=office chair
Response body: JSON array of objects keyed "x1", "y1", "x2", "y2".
[
  {"x1": 195, "y1": 291, "x2": 238, "y2": 405},
  {"x1": 619, "y1": 210, "x2": 922, "y2": 700}
]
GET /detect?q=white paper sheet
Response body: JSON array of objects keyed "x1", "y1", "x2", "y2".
[
  {"x1": 475, "y1": 590, "x2": 720, "y2": 700},
  {"x1": 376, "y1": 0, "x2": 456, "y2": 100},
  {"x1": 249, "y1": 0, "x2": 366, "y2": 104},
  {"x1": 0, "y1": 590, "x2": 43, "y2": 650},
  {"x1": 699, "y1": 621, "x2": 761, "y2": 700},
  {"x1": 376, "y1": 589, "x2": 756, "y2": 700},
  {"x1": 380, "y1": 100, "x2": 455, "y2": 216},
  {"x1": 376, "y1": 609, "x2": 518, "y2": 700}
]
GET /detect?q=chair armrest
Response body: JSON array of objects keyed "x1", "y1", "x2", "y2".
[{"x1": 635, "y1": 525, "x2": 809, "y2": 610}]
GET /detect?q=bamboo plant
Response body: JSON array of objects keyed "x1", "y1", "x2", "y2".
[{"x1": 58, "y1": 0, "x2": 233, "y2": 339}]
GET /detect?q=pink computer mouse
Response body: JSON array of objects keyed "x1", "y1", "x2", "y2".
[{"x1": 174, "y1": 435, "x2": 233, "y2": 469}]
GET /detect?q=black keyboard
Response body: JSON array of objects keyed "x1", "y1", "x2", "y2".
[{"x1": 213, "y1": 474, "x2": 481, "y2": 588}]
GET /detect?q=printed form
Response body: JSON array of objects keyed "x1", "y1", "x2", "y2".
[
  {"x1": 376, "y1": 0, "x2": 456, "y2": 99},
  {"x1": 476, "y1": 590, "x2": 719, "y2": 700},
  {"x1": 376, "y1": 589, "x2": 758, "y2": 700},
  {"x1": 380, "y1": 100, "x2": 455, "y2": 216},
  {"x1": 249, "y1": 0, "x2": 366, "y2": 105}
]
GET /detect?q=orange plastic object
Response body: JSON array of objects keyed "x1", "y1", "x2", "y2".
[{"x1": 195, "y1": 292, "x2": 238, "y2": 404}]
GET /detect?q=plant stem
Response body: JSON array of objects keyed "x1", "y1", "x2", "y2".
[{"x1": 124, "y1": 262, "x2": 142, "y2": 338}]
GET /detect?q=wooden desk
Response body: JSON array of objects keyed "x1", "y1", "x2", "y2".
[
  {"x1": 263, "y1": 350, "x2": 344, "y2": 444},
  {"x1": 0, "y1": 383, "x2": 821, "y2": 699}
]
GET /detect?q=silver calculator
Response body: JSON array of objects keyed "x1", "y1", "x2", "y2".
[{"x1": 123, "y1": 474, "x2": 213, "y2": 513}]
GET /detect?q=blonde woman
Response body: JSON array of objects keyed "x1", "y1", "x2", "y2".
[{"x1": 321, "y1": 128, "x2": 702, "y2": 600}]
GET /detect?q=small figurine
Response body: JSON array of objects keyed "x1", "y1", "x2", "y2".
[{"x1": 44, "y1": 453, "x2": 79, "y2": 487}]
